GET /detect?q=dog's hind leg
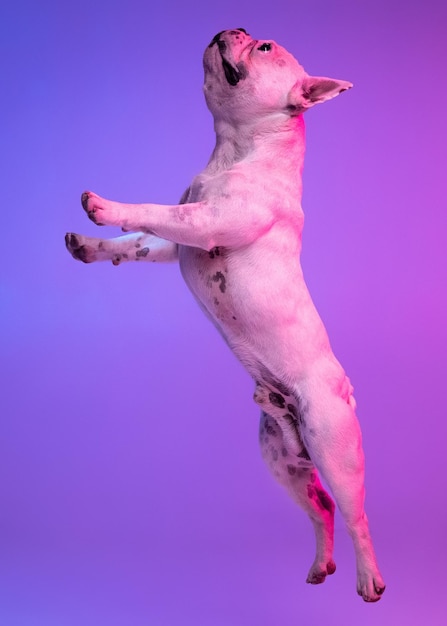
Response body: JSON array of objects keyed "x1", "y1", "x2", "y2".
[
  {"x1": 258, "y1": 409, "x2": 336, "y2": 585},
  {"x1": 65, "y1": 232, "x2": 178, "y2": 265},
  {"x1": 296, "y1": 369, "x2": 386, "y2": 602}
]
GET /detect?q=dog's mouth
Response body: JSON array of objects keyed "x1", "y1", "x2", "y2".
[
  {"x1": 209, "y1": 31, "x2": 249, "y2": 86},
  {"x1": 221, "y1": 56, "x2": 242, "y2": 86}
]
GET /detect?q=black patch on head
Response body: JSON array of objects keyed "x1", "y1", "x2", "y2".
[
  {"x1": 212, "y1": 271, "x2": 226, "y2": 293},
  {"x1": 269, "y1": 392, "x2": 285, "y2": 409},
  {"x1": 209, "y1": 31, "x2": 225, "y2": 47}
]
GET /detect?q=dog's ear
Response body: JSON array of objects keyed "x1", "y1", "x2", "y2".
[{"x1": 287, "y1": 75, "x2": 353, "y2": 114}]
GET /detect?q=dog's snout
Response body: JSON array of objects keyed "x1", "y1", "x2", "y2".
[{"x1": 208, "y1": 28, "x2": 249, "y2": 47}]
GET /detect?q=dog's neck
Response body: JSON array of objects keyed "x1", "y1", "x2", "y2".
[{"x1": 207, "y1": 113, "x2": 306, "y2": 188}]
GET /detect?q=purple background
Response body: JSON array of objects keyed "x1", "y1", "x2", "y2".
[{"x1": 2, "y1": 0, "x2": 446, "y2": 624}]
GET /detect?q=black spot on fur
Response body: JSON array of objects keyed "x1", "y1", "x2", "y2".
[
  {"x1": 258, "y1": 365, "x2": 291, "y2": 396},
  {"x1": 287, "y1": 465, "x2": 297, "y2": 476},
  {"x1": 269, "y1": 392, "x2": 285, "y2": 409},
  {"x1": 287, "y1": 403, "x2": 297, "y2": 417},
  {"x1": 297, "y1": 448, "x2": 311, "y2": 461},
  {"x1": 74, "y1": 246, "x2": 90, "y2": 263},
  {"x1": 283, "y1": 413, "x2": 297, "y2": 426},
  {"x1": 315, "y1": 488, "x2": 334, "y2": 513},
  {"x1": 212, "y1": 271, "x2": 226, "y2": 293},
  {"x1": 271, "y1": 448, "x2": 279, "y2": 461},
  {"x1": 265, "y1": 422, "x2": 277, "y2": 437},
  {"x1": 208, "y1": 246, "x2": 221, "y2": 259},
  {"x1": 281, "y1": 447, "x2": 288, "y2": 457},
  {"x1": 136, "y1": 247, "x2": 150, "y2": 258}
]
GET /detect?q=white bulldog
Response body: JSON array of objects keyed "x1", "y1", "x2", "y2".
[{"x1": 66, "y1": 29, "x2": 385, "y2": 602}]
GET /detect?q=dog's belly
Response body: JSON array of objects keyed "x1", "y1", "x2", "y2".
[{"x1": 178, "y1": 234, "x2": 332, "y2": 379}]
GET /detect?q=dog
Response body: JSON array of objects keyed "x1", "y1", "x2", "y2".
[{"x1": 66, "y1": 29, "x2": 385, "y2": 602}]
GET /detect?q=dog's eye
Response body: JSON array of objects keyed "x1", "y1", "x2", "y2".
[{"x1": 257, "y1": 42, "x2": 272, "y2": 52}]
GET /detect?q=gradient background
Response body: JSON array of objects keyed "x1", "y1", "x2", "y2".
[{"x1": 1, "y1": 0, "x2": 446, "y2": 624}]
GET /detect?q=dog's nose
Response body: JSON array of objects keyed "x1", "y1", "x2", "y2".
[{"x1": 208, "y1": 28, "x2": 249, "y2": 47}]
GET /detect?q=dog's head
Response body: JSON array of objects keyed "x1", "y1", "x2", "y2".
[{"x1": 203, "y1": 29, "x2": 352, "y2": 123}]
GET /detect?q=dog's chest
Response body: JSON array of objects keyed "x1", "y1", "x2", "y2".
[{"x1": 179, "y1": 245, "x2": 240, "y2": 330}]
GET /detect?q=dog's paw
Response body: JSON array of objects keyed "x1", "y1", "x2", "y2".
[
  {"x1": 356, "y1": 571, "x2": 386, "y2": 602},
  {"x1": 65, "y1": 232, "x2": 97, "y2": 263},
  {"x1": 306, "y1": 559, "x2": 336, "y2": 585},
  {"x1": 81, "y1": 191, "x2": 109, "y2": 226}
]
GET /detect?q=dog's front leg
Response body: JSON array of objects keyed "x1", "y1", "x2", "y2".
[
  {"x1": 65, "y1": 232, "x2": 178, "y2": 265},
  {"x1": 81, "y1": 191, "x2": 272, "y2": 251}
]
